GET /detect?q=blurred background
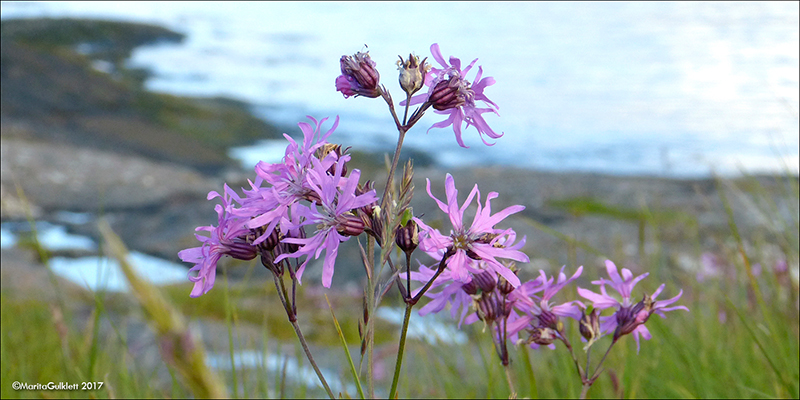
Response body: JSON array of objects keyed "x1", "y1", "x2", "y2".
[
  {"x1": 1, "y1": 2, "x2": 798, "y2": 398},
  {"x1": 2, "y1": 1, "x2": 798, "y2": 176}
]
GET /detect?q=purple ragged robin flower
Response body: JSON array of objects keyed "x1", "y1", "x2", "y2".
[
  {"x1": 238, "y1": 116, "x2": 342, "y2": 245},
  {"x1": 275, "y1": 158, "x2": 378, "y2": 288},
  {"x1": 577, "y1": 260, "x2": 689, "y2": 352},
  {"x1": 414, "y1": 174, "x2": 529, "y2": 287},
  {"x1": 505, "y1": 267, "x2": 584, "y2": 350},
  {"x1": 402, "y1": 43, "x2": 502, "y2": 148},
  {"x1": 509, "y1": 266, "x2": 584, "y2": 329},
  {"x1": 179, "y1": 185, "x2": 256, "y2": 297},
  {"x1": 410, "y1": 263, "x2": 476, "y2": 327},
  {"x1": 336, "y1": 51, "x2": 381, "y2": 98}
]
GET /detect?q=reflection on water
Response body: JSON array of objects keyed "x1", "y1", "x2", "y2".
[
  {"x1": 53, "y1": 210, "x2": 93, "y2": 225},
  {"x1": 48, "y1": 252, "x2": 189, "y2": 292},
  {"x1": 206, "y1": 350, "x2": 356, "y2": 395},
  {"x1": 376, "y1": 307, "x2": 468, "y2": 345},
  {"x1": 228, "y1": 139, "x2": 289, "y2": 170},
  {"x1": 2, "y1": 220, "x2": 188, "y2": 292},
  {"x1": 0, "y1": 226, "x2": 15, "y2": 249},
  {"x1": 1, "y1": 221, "x2": 96, "y2": 251}
]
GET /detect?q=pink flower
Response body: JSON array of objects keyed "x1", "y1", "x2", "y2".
[
  {"x1": 403, "y1": 43, "x2": 502, "y2": 148},
  {"x1": 179, "y1": 185, "x2": 256, "y2": 297},
  {"x1": 577, "y1": 260, "x2": 689, "y2": 352},
  {"x1": 509, "y1": 266, "x2": 585, "y2": 334},
  {"x1": 410, "y1": 263, "x2": 475, "y2": 327},
  {"x1": 237, "y1": 116, "x2": 341, "y2": 244},
  {"x1": 414, "y1": 174, "x2": 528, "y2": 287},
  {"x1": 275, "y1": 158, "x2": 377, "y2": 288}
]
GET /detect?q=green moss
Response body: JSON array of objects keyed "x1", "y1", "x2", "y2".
[{"x1": 1, "y1": 18, "x2": 184, "y2": 65}]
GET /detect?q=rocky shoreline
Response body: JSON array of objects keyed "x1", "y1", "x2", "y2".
[{"x1": 2, "y1": 18, "x2": 797, "y2": 291}]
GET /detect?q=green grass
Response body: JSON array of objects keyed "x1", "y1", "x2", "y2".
[{"x1": 2, "y1": 172, "x2": 797, "y2": 398}]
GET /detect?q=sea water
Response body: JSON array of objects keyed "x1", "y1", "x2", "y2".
[{"x1": 2, "y1": 2, "x2": 798, "y2": 177}]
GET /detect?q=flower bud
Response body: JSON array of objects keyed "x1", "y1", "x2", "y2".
[
  {"x1": 528, "y1": 327, "x2": 558, "y2": 346},
  {"x1": 251, "y1": 226, "x2": 281, "y2": 252},
  {"x1": 426, "y1": 74, "x2": 466, "y2": 111},
  {"x1": 397, "y1": 53, "x2": 429, "y2": 96},
  {"x1": 356, "y1": 181, "x2": 378, "y2": 218},
  {"x1": 337, "y1": 213, "x2": 367, "y2": 237},
  {"x1": 537, "y1": 309, "x2": 559, "y2": 330},
  {"x1": 476, "y1": 291, "x2": 503, "y2": 322},
  {"x1": 277, "y1": 227, "x2": 306, "y2": 255},
  {"x1": 336, "y1": 51, "x2": 381, "y2": 98},
  {"x1": 461, "y1": 279, "x2": 479, "y2": 296},
  {"x1": 395, "y1": 219, "x2": 419, "y2": 254},
  {"x1": 260, "y1": 251, "x2": 282, "y2": 276},
  {"x1": 472, "y1": 270, "x2": 496, "y2": 293},
  {"x1": 497, "y1": 262, "x2": 517, "y2": 294},
  {"x1": 613, "y1": 294, "x2": 653, "y2": 341},
  {"x1": 579, "y1": 308, "x2": 601, "y2": 345},
  {"x1": 223, "y1": 238, "x2": 258, "y2": 261}
]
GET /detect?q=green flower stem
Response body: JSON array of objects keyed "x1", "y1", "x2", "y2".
[
  {"x1": 402, "y1": 93, "x2": 412, "y2": 126},
  {"x1": 589, "y1": 340, "x2": 616, "y2": 382},
  {"x1": 579, "y1": 383, "x2": 592, "y2": 400},
  {"x1": 504, "y1": 364, "x2": 517, "y2": 399},
  {"x1": 411, "y1": 249, "x2": 455, "y2": 305},
  {"x1": 379, "y1": 86, "x2": 407, "y2": 212},
  {"x1": 271, "y1": 272, "x2": 335, "y2": 399},
  {"x1": 388, "y1": 303, "x2": 413, "y2": 399},
  {"x1": 578, "y1": 340, "x2": 617, "y2": 399},
  {"x1": 366, "y1": 236, "x2": 376, "y2": 399}
]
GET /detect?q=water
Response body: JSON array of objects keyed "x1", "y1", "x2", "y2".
[
  {"x1": 376, "y1": 307, "x2": 468, "y2": 346},
  {"x1": 2, "y1": 2, "x2": 798, "y2": 177},
  {"x1": 205, "y1": 350, "x2": 358, "y2": 395},
  {"x1": 48, "y1": 252, "x2": 189, "y2": 292},
  {"x1": 1, "y1": 221, "x2": 189, "y2": 292},
  {"x1": 1, "y1": 221, "x2": 96, "y2": 251}
]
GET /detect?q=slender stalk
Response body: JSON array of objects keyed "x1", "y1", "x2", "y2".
[
  {"x1": 410, "y1": 249, "x2": 454, "y2": 305},
  {"x1": 579, "y1": 383, "x2": 591, "y2": 399},
  {"x1": 382, "y1": 255, "x2": 408, "y2": 301},
  {"x1": 366, "y1": 236, "x2": 376, "y2": 399},
  {"x1": 378, "y1": 87, "x2": 405, "y2": 208},
  {"x1": 584, "y1": 344, "x2": 592, "y2": 381},
  {"x1": 402, "y1": 93, "x2": 412, "y2": 126},
  {"x1": 381, "y1": 126, "x2": 408, "y2": 211},
  {"x1": 388, "y1": 303, "x2": 413, "y2": 399},
  {"x1": 271, "y1": 272, "x2": 335, "y2": 399},
  {"x1": 405, "y1": 251, "x2": 412, "y2": 301},
  {"x1": 504, "y1": 364, "x2": 517, "y2": 399},
  {"x1": 589, "y1": 341, "x2": 616, "y2": 382},
  {"x1": 501, "y1": 312, "x2": 517, "y2": 398}
]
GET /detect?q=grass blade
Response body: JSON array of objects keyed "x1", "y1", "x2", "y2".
[{"x1": 324, "y1": 294, "x2": 365, "y2": 399}]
